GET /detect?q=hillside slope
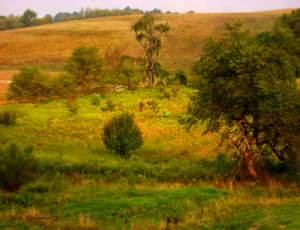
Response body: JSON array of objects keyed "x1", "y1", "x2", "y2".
[{"x1": 0, "y1": 9, "x2": 296, "y2": 71}]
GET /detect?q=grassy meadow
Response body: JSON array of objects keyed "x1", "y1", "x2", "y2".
[{"x1": 1, "y1": 9, "x2": 300, "y2": 229}]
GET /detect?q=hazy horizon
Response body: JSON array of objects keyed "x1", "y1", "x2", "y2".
[{"x1": 0, "y1": 0, "x2": 299, "y2": 18}]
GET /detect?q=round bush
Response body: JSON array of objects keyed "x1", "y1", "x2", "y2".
[
  {"x1": 0, "y1": 144, "x2": 38, "y2": 192},
  {"x1": 102, "y1": 113, "x2": 143, "y2": 156}
]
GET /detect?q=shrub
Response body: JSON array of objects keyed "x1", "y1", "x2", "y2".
[
  {"x1": 0, "y1": 110, "x2": 17, "y2": 126},
  {"x1": 102, "y1": 113, "x2": 143, "y2": 156},
  {"x1": 0, "y1": 144, "x2": 38, "y2": 192},
  {"x1": 147, "y1": 99, "x2": 159, "y2": 114},
  {"x1": 50, "y1": 73, "x2": 78, "y2": 98},
  {"x1": 174, "y1": 70, "x2": 187, "y2": 85},
  {"x1": 65, "y1": 97, "x2": 80, "y2": 115},
  {"x1": 101, "y1": 99, "x2": 115, "y2": 111},
  {"x1": 6, "y1": 66, "x2": 49, "y2": 102},
  {"x1": 91, "y1": 93, "x2": 101, "y2": 106},
  {"x1": 162, "y1": 109, "x2": 172, "y2": 118},
  {"x1": 163, "y1": 88, "x2": 172, "y2": 99}
]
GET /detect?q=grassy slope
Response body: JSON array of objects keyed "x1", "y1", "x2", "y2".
[{"x1": 0, "y1": 9, "x2": 295, "y2": 71}]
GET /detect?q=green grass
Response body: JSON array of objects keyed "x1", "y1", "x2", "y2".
[
  {"x1": 0, "y1": 86, "x2": 221, "y2": 162},
  {"x1": 1, "y1": 83, "x2": 300, "y2": 229},
  {"x1": 1, "y1": 180, "x2": 299, "y2": 229}
]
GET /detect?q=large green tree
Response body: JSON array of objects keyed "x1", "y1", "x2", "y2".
[
  {"x1": 183, "y1": 21, "x2": 300, "y2": 181},
  {"x1": 64, "y1": 46, "x2": 104, "y2": 90},
  {"x1": 20, "y1": 9, "x2": 37, "y2": 27},
  {"x1": 132, "y1": 13, "x2": 170, "y2": 85}
]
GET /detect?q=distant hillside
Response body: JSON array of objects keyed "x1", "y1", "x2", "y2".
[{"x1": 0, "y1": 9, "x2": 296, "y2": 72}]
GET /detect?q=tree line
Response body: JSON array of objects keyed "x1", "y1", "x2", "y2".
[{"x1": 0, "y1": 6, "x2": 177, "y2": 31}]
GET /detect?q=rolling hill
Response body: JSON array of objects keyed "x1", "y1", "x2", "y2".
[{"x1": 0, "y1": 9, "x2": 296, "y2": 72}]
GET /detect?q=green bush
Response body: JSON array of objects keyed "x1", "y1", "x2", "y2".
[
  {"x1": 0, "y1": 110, "x2": 17, "y2": 126},
  {"x1": 102, "y1": 113, "x2": 143, "y2": 156},
  {"x1": 65, "y1": 97, "x2": 80, "y2": 115},
  {"x1": 0, "y1": 144, "x2": 38, "y2": 192},
  {"x1": 91, "y1": 93, "x2": 101, "y2": 106},
  {"x1": 50, "y1": 73, "x2": 78, "y2": 98},
  {"x1": 174, "y1": 70, "x2": 187, "y2": 85},
  {"x1": 6, "y1": 66, "x2": 49, "y2": 102},
  {"x1": 101, "y1": 99, "x2": 115, "y2": 111},
  {"x1": 162, "y1": 108, "x2": 172, "y2": 118}
]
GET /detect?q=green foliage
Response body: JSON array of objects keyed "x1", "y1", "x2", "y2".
[
  {"x1": 120, "y1": 57, "x2": 144, "y2": 90},
  {"x1": 147, "y1": 99, "x2": 160, "y2": 114},
  {"x1": 102, "y1": 113, "x2": 143, "y2": 156},
  {"x1": 64, "y1": 46, "x2": 104, "y2": 90},
  {"x1": 162, "y1": 108, "x2": 172, "y2": 118},
  {"x1": 19, "y1": 9, "x2": 37, "y2": 27},
  {"x1": 6, "y1": 66, "x2": 49, "y2": 102},
  {"x1": 0, "y1": 143, "x2": 38, "y2": 192},
  {"x1": 0, "y1": 110, "x2": 17, "y2": 126},
  {"x1": 184, "y1": 20, "x2": 299, "y2": 181},
  {"x1": 65, "y1": 98, "x2": 80, "y2": 115},
  {"x1": 50, "y1": 73, "x2": 78, "y2": 98},
  {"x1": 101, "y1": 98, "x2": 116, "y2": 111},
  {"x1": 132, "y1": 13, "x2": 170, "y2": 84},
  {"x1": 163, "y1": 88, "x2": 172, "y2": 99},
  {"x1": 91, "y1": 93, "x2": 101, "y2": 106},
  {"x1": 174, "y1": 70, "x2": 188, "y2": 85},
  {"x1": 104, "y1": 47, "x2": 145, "y2": 89},
  {"x1": 272, "y1": 9, "x2": 300, "y2": 77}
]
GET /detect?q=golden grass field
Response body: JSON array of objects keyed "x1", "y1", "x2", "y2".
[
  {"x1": 0, "y1": 9, "x2": 297, "y2": 104},
  {"x1": 0, "y1": 9, "x2": 296, "y2": 71}
]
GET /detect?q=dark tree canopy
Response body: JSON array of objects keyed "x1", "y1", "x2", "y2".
[
  {"x1": 102, "y1": 113, "x2": 143, "y2": 155},
  {"x1": 183, "y1": 20, "x2": 300, "y2": 181}
]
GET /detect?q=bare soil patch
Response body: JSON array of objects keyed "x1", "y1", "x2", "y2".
[
  {"x1": 0, "y1": 70, "x2": 18, "y2": 105},
  {"x1": 0, "y1": 70, "x2": 19, "y2": 81}
]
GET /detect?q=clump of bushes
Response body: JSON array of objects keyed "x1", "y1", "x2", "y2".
[
  {"x1": 0, "y1": 144, "x2": 38, "y2": 192},
  {"x1": 6, "y1": 66, "x2": 49, "y2": 102},
  {"x1": 50, "y1": 73, "x2": 78, "y2": 98},
  {"x1": 102, "y1": 113, "x2": 143, "y2": 156},
  {"x1": 0, "y1": 110, "x2": 17, "y2": 126},
  {"x1": 101, "y1": 99, "x2": 116, "y2": 111},
  {"x1": 174, "y1": 70, "x2": 187, "y2": 85}
]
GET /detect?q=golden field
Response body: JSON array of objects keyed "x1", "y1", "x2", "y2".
[{"x1": 0, "y1": 9, "x2": 296, "y2": 71}]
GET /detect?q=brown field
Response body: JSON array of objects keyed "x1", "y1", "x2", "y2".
[{"x1": 0, "y1": 9, "x2": 296, "y2": 72}]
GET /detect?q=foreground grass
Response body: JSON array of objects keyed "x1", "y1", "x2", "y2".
[{"x1": 1, "y1": 180, "x2": 299, "y2": 229}]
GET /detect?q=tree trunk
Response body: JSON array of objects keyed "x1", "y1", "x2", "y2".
[
  {"x1": 243, "y1": 150, "x2": 257, "y2": 181},
  {"x1": 148, "y1": 57, "x2": 154, "y2": 86}
]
